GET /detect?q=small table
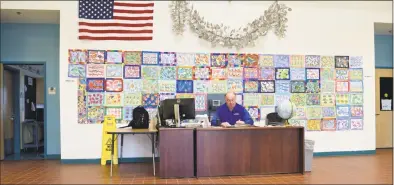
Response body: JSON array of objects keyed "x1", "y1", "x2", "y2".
[{"x1": 107, "y1": 127, "x2": 158, "y2": 177}]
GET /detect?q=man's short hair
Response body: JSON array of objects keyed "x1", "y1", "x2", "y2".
[{"x1": 224, "y1": 91, "x2": 236, "y2": 98}]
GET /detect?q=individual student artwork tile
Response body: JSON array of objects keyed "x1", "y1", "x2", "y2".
[
  {"x1": 259, "y1": 80, "x2": 275, "y2": 93},
  {"x1": 86, "y1": 78, "x2": 105, "y2": 92},
  {"x1": 306, "y1": 107, "x2": 322, "y2": 119},
  {"x1": 246, "y1": 106, "x2": 260, "y2": 120},
  {"x1": 159, "y1": 80, "x2": 176, "y2": 93},
  {"x1": 335, "y1": 56, "x2": 349, "y2": 68},
  {"x1": 243, "y1": 54, "x2": 259, "y2": 68},
  {"x1": 195, "y1": 53, "x2": 211, "y2": 67},
  {"x1": 177, "y1": 66, "x2": 194, "y2": 80},
  {"x1": 290, "y1": 68, "x2": 305, "y2": 81},
  {"x1": 321, "y1": 93, "x2": 335, "y2": 106},
  {"x1": 123, "y1": 65, "x2": 141, "y2": 79},
  {"x1": 77, "y1": 89, "x2": 87, "y2": 124},
  {"x1": 321, "y1": 81, "x2": 335, "y2": 92},
  {"x1": 236, "y1": 93, "x2": 243, "y2": 105},
  {"x1": 275, "y1": 81, "x2": 290, "y2": 94},
  {"x1": 306, "y1": 68, "x2": 320, "y2": 80},
  {"x1": 228, "y1": 54, "x2": 244, "y2": 67},
  {"x1": 243, "y1": 93, "x2": 260, "y2": 107},
  {"x1": 305, "y1": 55, "x2": 320, "y2": 68},
  {"x1": 87, "y1": 106, "x2": 105, "y2": 124},
  {"x1": 261, "y1": 94, "x2": 275, "y2": 106},
  {"x1": 142, "y1": 79, "x2": 159, "y2": 93},
  {"x1": 227, "y1": 79, "x2": 243, "y2": 93},
  {"x1": 105, "y1": 79, "x2": 123, "y2": 92},
  {"x1": 349, "y1": 56, "x2": 363, "y2": 68},
  {"x1": 123, "y1": 79, "x2": 142, "y2": 93},
  {"x1": 142, "y1": 51, "x2": 159, "y2": 65},
  {"x1": 106, "y1": 64, "x2": 123, "y2": 78},
  {"x1": 106, "y1": 50, "x2": 123, "y2": 64},
  {"x1": 86, "y1": 64, "x2": 105, "y2": 78},
  {"x1": 244, "y1": 67, "x2": 259, "y2": 79},
  {"x1": 307, "y1": 119, "x2": 321, "y2": 131},
  {"x1": 275, "y1": 68, "x2": 290, "y2": 80},
  {"x1": 105, "y1": 107, "x2": 122, "y2": 120},
  {"x1": 160, "y1": 66, "x2": 177, "y2": 80},
  {"x1": 274, "y1": 55, "x2": 290, "y2": 68},
  {"x1": 195, "y1": 94, "x2": 207, "y2": 111},
  {"x1": 159, "y1": 52, "x2": 177, "y2": 66},
  {"x1": 227, "y1": 67, "x2": 244, "y2": 79},
  {"x1": 123, "y1": 93, "x2": 142, "y2": 106},
  {"x1": 320, "y1": 68, "x2": 335, "y2": 81},
  {"x1": 159, "y1": 93, "x2": 176, "y2": 101},
  {"x1": 261, "y1": 68, "x2": 275, "y2": 80},
  {"x1": 142, "y1": 66, "x2": 160, "y2": 80},
  {"x1": 244, "y1": 80, "x2": 259, "y2": 93},
  {"x1": 349, "y1": 81, "x2": 363, "y2": 92},
  {"x1": 320, "y1": 56, "x2": 335, "y2": 68},
  {"x1": 105, "y1": 93, "x2": 123, "y2": 107},
  {"x1": 69, "y1": 49, "x2": 87, "y2": 64},
  {"x1": 68, "y1": 64, "x2": 86, "y2": 78},
  {"x1": 290, "y1": 81, "x2": 305, "y2": 93},
  {"x1": 335, "y1": 69, "x2": 349, "y2": 81},
  {"x1": 275, "y1": 94, "x2": 291, "y2": 105},
  {"x1": 306, "y1": 94, "x2": 320, "y2": 105},
  {"x1": 336, "y1": 119, "x2": 350, "y2": 131},
  {"x1": 290, "y1": 93, "x2": 306, "y2": 106},
  {"x1": 176, "y1": 93, "x2": 195, "y2": 99},
  {"x1": 288, "y1": 119, "x2": 307, "y2": 127},
  {"x1": 322, "y1": 107, "x2": 336, "y2": 118},
  {"x1": 123, "y1": 51, "x2": 142, "y2": 65},
  {"x1": 193, "y1": 67, "x2": 211, "y2": 80},
  {"x1": 350, "y1": 93, "x2": 363, "y2": 105},
  {"x1": 176, "y1": 53, "x2": 195, "y2": 66},
  {"x1": 293, "y1": 107, "x2": 306, "y2": 119},
  {"x1": 350, "y1": 106, "x2": 363, "y2": 117},
  {"x1": 305, "y1": 80, "x2": 320, "y2": 93},
  {"x1": 336, "y1": 105, "x2": 350, "y2": 118},
  {"x1": 176, "y1": 80, "x2": 193, "y2": 93},
  {"x1": 211, "y1": 67, "x2": 227, "y2": 80},
  {"x1": 336, "y1": 81, "x2": 349, "y2": 92},
  {"x1": 88, "y1": 50, "x2": 105, "y2": 64},
  {"x1": 146, "y1": 108, "x2": 158, "y2": 119},
  {"x1": 321, "y1": 118, "x2": 336, "y2": 131},
  {"x1": 349, "y1": 69, "x2": 363, "y2": 80},
  {"x1": 194, "y1": 80, "x2": 210, "y2": 93},
  {"x1": 289, "y1": 55, "x2": 305, "y2": 68},
  {"x1": 336, "y1": 93, "x2": 349, "y2": 105},
  {"x1": 210, "y1": 53, "x2": 227, "y2": 67},
  {"x1": 350, "y1": 118, "x2": 363, "y2": 130},
  {"x1": 87, "y1": 92, "x2": 104, "y2": 106},
  {"x1": 208, "y1": 80, "x2": 227, "y2": 94},
  {"x1": 259, "y1": 55, "x2": 274, "y2": 67},
  {"x1": 123, "y1": 106, "x2": 133, "y2": 121},
  {"x1": 142, "y1": 93, "x2": 159, "y2": 107}
]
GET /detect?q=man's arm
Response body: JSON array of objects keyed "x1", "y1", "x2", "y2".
[{"x1": 242, "y1": 108, "x2": 254, "y2": 125}]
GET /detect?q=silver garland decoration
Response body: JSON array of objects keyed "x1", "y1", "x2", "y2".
[{"x1": 169, "y1": 1, "x2": 291, "y2": 50}]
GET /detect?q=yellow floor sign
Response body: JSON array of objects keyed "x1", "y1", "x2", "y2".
[{"x1": 101, "y1": 116, "x2": 118, "y2": 165}]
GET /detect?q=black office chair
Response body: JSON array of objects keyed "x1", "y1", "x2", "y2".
[{"x1": 266, "y1": 112, "x2": 284, "y2": 126}]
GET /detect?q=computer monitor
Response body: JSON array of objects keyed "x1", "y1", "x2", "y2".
[{"x1": 159, "y1": 98, "x2": 196, "y2": 127}]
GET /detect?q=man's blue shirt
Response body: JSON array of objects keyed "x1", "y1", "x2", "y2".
[{"x1": 211, "y1": 103, "x2": 254, "y2": 126}]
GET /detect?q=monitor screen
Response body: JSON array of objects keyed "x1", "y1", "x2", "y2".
[{"x1": 160, "y1": 98, "x2": 196, "y2": 120}]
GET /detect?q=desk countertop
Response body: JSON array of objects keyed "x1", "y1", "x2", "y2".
[
  {"x1": 107, "y1": 127, "x2": 158, "y2": 134},
  {"x1": 196, "y1": 125, "x2": 304, "y2": 131}
]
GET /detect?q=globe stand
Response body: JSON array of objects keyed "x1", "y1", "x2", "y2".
[{"x1": 284, "y1": 120, "x2": 291, "y2": 127}]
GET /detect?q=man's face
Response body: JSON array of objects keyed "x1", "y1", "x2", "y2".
[{"x1": 225, "y1": 94, "x2": 237, "y2": 110}]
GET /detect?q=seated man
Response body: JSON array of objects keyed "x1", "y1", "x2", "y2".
[{"x1": 211, "y1": 91, "x2": 254, "y2": 127}]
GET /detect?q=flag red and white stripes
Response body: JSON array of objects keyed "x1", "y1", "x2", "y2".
[{"x1": 78, "y1": 0, "x2": 154, "y2": 41}]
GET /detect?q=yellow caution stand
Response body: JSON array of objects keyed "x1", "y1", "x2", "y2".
[{"x1": 101, "y1": 116, "x2": 118, "y2": 165}]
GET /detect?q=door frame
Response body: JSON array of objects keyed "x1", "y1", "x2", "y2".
[
  {"x1": 0, "y1": 61, "x2": 47, "y2": 159},
  {"x1": 0, "y1": 63, "x2": 3, "y2": 160}
]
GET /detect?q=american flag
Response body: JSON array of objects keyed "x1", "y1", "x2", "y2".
[{"x1": 78, "y1": 0, "x2": 154, "y2": 41}]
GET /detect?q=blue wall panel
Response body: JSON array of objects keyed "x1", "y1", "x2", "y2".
[{"x1": 0, "y1": 23, "x2": 60, "y2": 155}]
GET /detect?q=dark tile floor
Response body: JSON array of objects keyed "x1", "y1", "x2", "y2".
[{"x1": 1, "y1": 149, "x2": 392, "y2": 184}]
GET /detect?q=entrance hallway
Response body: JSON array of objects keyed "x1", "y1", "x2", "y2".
[{"x1": 0, "y1": 149, "x2": 392, "y2": 184}]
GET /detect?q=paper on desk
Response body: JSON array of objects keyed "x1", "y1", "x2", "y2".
[{"x1": 382, "y1": 99, "x2": 392, "y2": 110}]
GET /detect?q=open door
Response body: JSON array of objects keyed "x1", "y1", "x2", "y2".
[
  {"x1": 375, "y1": 68, "x2": 393, "y2": 148},
  {"x1": 0, "y1": 63, "x2": 4, "y2": 160}
]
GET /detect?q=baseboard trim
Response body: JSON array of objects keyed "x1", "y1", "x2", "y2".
[
  {"x1": 313, "y1": 150, "x2": 376, "y2": 157},
  {"x1": 61, "y1": 157, "x2": 160, "y2": 164},
  {"x1": 46, "y1": 154, "x2": 61, "y2": 160}
]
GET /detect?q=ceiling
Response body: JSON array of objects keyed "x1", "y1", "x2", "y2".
[
  {"x1": 0, "y1": 9, "x2": 59, "y2": 24},
  {"x1": 374, "y1": 23, "x2": 393, "y2": 35}
]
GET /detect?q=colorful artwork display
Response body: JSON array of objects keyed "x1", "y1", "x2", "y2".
[{"x1": 69, "y1": 49, "x2": 364, "y2": 131}]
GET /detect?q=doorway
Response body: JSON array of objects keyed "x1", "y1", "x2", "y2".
[
  {"x1": 1, "y1": 64, "x2": 45, "y2": 160},
  {"x1": 375, "y1": 69, "x2": 393, "y2": 148}
]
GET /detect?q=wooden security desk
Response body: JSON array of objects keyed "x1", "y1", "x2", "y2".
[
  {"x1": 196, "y1": 126, "x2": 305, "y2": 177},
  {"x1": 159, "y1": 128, "x2": 195, "y2": 178},
  {"x1": 107, "y1": 128, "x2": 158, "y2": 177}
]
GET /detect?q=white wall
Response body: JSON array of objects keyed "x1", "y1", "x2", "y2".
[{"x1": 2, "y1": 1, "x2": 392, "y2": 159}]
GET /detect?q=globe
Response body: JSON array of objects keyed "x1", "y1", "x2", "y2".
[{"x1": 277, "y1": 99, "x2": 295, "y2": 125}]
